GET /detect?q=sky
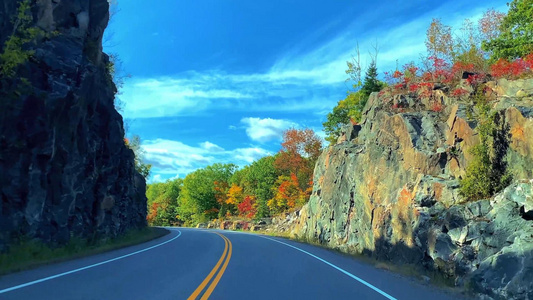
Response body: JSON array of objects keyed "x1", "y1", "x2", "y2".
[{"x1": 104, "y1": 0, "x2": 508, "y2": 183}]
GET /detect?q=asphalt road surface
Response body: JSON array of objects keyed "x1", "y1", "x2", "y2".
[{"x1": 0, "y1": 228, "x2": 468, "y2": 299}]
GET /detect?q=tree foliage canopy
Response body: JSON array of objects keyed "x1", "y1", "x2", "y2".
[{"x1": 482, "y1": 0, "x2": 533, "y2": 60}]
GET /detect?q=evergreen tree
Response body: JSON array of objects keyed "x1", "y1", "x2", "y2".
[{"x1": 361, "y1": 61, "x2": 383, "y2": 97}]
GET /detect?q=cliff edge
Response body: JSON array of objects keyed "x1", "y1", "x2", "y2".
[
  {"x1": 292, "y1": 78, "x2": 533, "y2": 299},
  {"x1": 0, "y1": 0, "x2": 147, "y2": 249}
]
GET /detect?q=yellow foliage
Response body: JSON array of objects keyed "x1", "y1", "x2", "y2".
[{"x1": 226, "y1": 184, "x2": 243, "y2": 205}]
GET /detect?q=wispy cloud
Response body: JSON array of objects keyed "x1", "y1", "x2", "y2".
[
  {"x1": 121, "y1": 1, "x2": 504, "y2": 120},
  {"x1": 143, "y1": 139, "x2": 273, "y2": 181}
]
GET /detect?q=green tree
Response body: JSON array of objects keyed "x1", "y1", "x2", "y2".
[
  {"x1": 323, "y1": 90, "x2": 365, "y2": 144},
  {"x1": 361, "y1": 61, "x2": 384, "y2": 97},
  {"x1": 178, "y1": 163, "x2": 237, "y2": 224},
  {"x1": 126, "y1": 135, "x2": 152, "y2": 179},
  {"x1": 0, "y1": 0, "x2": 43, "y2": 77},
  {"x1": 482, "y1": 0, "x2": 533, "y2": 60},
  {"x1": 146, "y1": 179, "x2": 183, "y2": 226},
  {"x1": 460, "y1": 101, "x2": 512, "y2": 200},
  {"x1": 240, "y1": 156, "x2": 280, "y2": 218}
]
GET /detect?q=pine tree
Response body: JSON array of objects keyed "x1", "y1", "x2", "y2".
[{"x1": 361, "y1": 61, "x2": 382, "y2": 97}]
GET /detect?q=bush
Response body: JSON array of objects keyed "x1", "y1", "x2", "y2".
[{"x1": 460, "y1": 100, "x2": 512, "y2": 200}]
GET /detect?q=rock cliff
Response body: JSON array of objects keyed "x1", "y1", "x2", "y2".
[
  {"x1": 0, "y1": 0, "x2": 147, "y2": 249},
  {"x1": 292, "y1": 78, "x2": 533, "y2": 299}
]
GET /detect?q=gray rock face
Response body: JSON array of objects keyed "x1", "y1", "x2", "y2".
[
  {"x1": 0, "y1": 0, "x2": 147, "y2": 249},
  {"x1": 290, "y1": 84, "x2": 533, "y2": 299}
]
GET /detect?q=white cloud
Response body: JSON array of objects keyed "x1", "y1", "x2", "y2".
[
  {"x1": 241, "y1": 117, "x2": 298, "y2": 143},
  {"x1": 119, "y1": 0, "x2": 507, "y2": 120},
  {"x1": 200, "y1": 141, "x2": 225, "y2": 152},
  {"x1": 142, "y1": 138, "x2": 273, "y2": 179},
  {"x1": 150, "y1": 174, "x2": 163, "y2": 183}
]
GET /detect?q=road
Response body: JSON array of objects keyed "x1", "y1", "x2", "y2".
[{"x1": 0, "y1": 228, "x2": 467, "y2": 299}]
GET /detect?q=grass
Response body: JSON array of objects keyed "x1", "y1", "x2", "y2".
[{"x1": 0, "y1": 227, "x2": 169, "y2": 276}]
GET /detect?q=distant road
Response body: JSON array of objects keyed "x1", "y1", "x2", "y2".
[{"x1": 0, "y1": 228, "x2": 467, "y2": 299}]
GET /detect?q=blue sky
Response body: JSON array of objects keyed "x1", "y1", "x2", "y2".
[{"x1": 104, "y1": 0, "x2": 507, "y2": 182}]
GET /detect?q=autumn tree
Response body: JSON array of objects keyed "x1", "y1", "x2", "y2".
[
  {"x1": 177, "y1": 163, "x2": 236, "y2": 224},
  {"x1": 146, "y1": 179, "x2": 183, "y2": 226},
  {"x1": 274, "y1": 128, "x2": 321, "y2": 204},
  {"x1": 482, "y1": 0, "x2": 533, "y2": 61},
  {"x1": 425, "y1": 18, "x2": 454, "y2": 62},
  {"x1": 214, "y1": 180, "x2": 231, "y2": 217},
  {"x1": 234, "y1": 155, "x2": 280, "y2": 218},
  {"x1": 479, "y1": 9, "x2": 506, "y2": 42},
  {"x1": 268, "y1": 174, "x2": 310, "y2": 214},
  {"x1": 238, "y1": 196, "x2": 257, "y2": 218}
]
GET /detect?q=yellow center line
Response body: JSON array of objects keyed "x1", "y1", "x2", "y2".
[
  {"x1": 200, "y1": 234, "x2": 232, "y2": 300},
  {"x1": 187, "y1": 233, "x2": 228, "y2": 300}
]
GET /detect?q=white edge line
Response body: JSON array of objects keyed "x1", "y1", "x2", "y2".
[
  {"x1": 259, "y1": 235, "x2": 397, "y2": 300},
  {"x1": 0, "y1": 229, "x2": 182, "y2": 294}
]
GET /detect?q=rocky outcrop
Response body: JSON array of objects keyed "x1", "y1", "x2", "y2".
[
  {"x1": 292, "y1": 79, "x2": 533, "y2": 299},
  {"x1": 0, "y1": 0, "x2": 147, "y2": 249}
]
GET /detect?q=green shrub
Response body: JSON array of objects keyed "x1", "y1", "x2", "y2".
[
  {"x1": 0, "y1": 0, "x2": 43, "y2": 77},
  {"x1": 460, "y1": 97, "x2": 512, "y2": 200}
]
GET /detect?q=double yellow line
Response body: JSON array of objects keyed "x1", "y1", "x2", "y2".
[{"x1": 187, "y1": 233, "x2": 232, "y2": 300}]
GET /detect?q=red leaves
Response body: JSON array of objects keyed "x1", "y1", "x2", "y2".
[
  {"x1": 490, "y1": 56, "x2": 533, "y2": 79},
  {"x1": 237, "y1": 196, "x2": 256, "y2": 218},
  {"x1": 452, "y1": 88, "x2": 470, "y2": 97},
  {"x1": 392, "y1": 70, "x2": 403, "y2": 78},
  {"x1": 431, "y1": 101, "x2": 444, "y2": 112}
]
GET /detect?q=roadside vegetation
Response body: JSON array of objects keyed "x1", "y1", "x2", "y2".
[
  {"x1": 326, "y1": 0, "x2": 532, "y2": 202},
  {"x1": 0, "y1": 227, "x2": 169, "y2": 276},
  {"x1": 146, "y1": 0, "x2": 533, "y2": 226},
  {"x1": 146, "y1": 128, "x2": 322, "y2": 226}
]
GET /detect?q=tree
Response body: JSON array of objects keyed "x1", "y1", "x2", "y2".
[
  {"x1": 361, "y1": 61, "x2": 384, "y2": 97},
  {"x1": 177, "y1": 163, "x2": 237, "y2": 224},
  {"x1": 125, "y1": 135, "x2": 152, "y2": 179},
  {"x1": 267, "y1": 174, "x2": 309, "y2": 214},
  {"x1": 238, "y1": 155, "x2": 280, "y2": 218},
  {"x1": 483, "y1": 0, "x2": 533, "y2": 60},
  {"x1": 146, "y1": 179, "x2": 183, "y2": 226},
  {"x1": 478, "y1": 9, "x2": 506, "y2": 42},
  {"x1": 226, "y1": 184, "x2": 244, "y2": 205},
  {"x1": 237, "y1": 196, "x2": 257, "y2": 218},
  {"x1": 274, "y1": 129, "x2": 321, "y2": 199},
  {"x1": 425, "y1": 18, "x2": 454, "y2": 61},
  {"x1": 323, "y1": 90, "x2": 366, "y2": 144}
]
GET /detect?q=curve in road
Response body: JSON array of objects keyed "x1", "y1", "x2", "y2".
[{"x1": 0, "y1": 228, "x2": 467, "y2": 300}]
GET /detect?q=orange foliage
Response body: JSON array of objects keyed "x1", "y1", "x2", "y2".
[
  {"x1": 281, "y1": 128, "x2": 322, "y2": 159},
  {"x1": 146, "y1": 202, "x2": 160, "y2": 223},
  {"x1": 274, "y1": 128, "x2": 322, "y2": 195},
  {"x1": 226, "y1": 184, "x2": 244, "y2": 205},
  {"x1": 214, "y1": 181, "x2": 229, "y2": 205},
  {"x1": 268, "y1": 173, "x2": 310, "y2": 213}
]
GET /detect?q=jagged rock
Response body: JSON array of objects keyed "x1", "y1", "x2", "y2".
[
  {"x1": 290, "y1": 85, "x2": 533, "y2": 299},
  {"x1": 0, "y1": 0, "x2": 146, "y2": 249}
]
